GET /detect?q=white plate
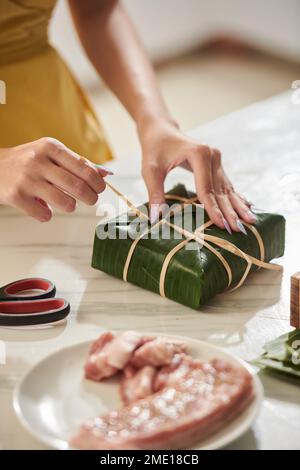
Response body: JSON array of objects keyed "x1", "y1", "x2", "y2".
[{"x1": 14, "y1": 334, "x2": 263, "y2": 450}]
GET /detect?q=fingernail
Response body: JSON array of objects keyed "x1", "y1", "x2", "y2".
[
  {"x1": 247, "y1": 209, "x2": 257, "y2": 221},
  {"x1": 150, "y1": 205, "x2": 160, "y2": 224},
  {"x1": 222, "y1": 217, "x2": 232, "y2": 234},
  {"x1": 236, "y1": 219, "x2": 247, "y2": 235},
  {"x1": 94, "y1": 164, "x2": 114, "y2": 175}
]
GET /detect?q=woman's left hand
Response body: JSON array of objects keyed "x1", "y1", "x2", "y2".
[{"x1": 139, "y1": 120, "x2": 256, "y2": 233}]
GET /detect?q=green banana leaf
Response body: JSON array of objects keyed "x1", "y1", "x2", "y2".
[
  {"x1": 252, "y1": 329, "x2": 300, "y2": 383},
  {"x1": 92, "y1": 184, "x2": 285, "y2": 309}
]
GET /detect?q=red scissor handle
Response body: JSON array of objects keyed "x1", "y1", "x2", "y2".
[
  {"x1": 0, "y1": 278, "x2": 56, "y2": 301},
  {"x1": 0, "y1": 298, "x2": 70, "y2": 326}
]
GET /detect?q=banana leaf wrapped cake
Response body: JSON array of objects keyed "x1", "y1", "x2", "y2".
[{"x1": 92, "y1": 184, "x2": 285, "y2": 309}]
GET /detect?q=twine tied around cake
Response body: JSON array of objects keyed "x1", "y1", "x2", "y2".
[{"x1": 105, "y1": 181, "x2": 282, "y2": 297}]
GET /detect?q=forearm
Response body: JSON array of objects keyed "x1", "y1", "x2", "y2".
[{"x1": 68, "y1": 0, "x2": 176, "y2": 130}]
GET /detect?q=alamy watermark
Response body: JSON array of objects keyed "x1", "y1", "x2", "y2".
[
  {"x1": 0, "y1": 80, "x2": 6, "y2": 104},
  {"x1": 291, "y1": 340, "x2": 300, "y2": 365},
  {"x1": 291, "y1": 80, "x2": 300, "y2": 104},
  {"x1": 0, "y1": 341, "x2": 6, "y2": 365},
  {"x1": 95, "y1": 201, "x2": 205, "y2": 250}
]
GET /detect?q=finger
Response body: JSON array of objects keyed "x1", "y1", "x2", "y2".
[
  {"x1": 142, "y1": 161, "x2": 166, "y2": 223},
  {"x1": 94, "y1": 164, "x2": 114, "y2": 177},
  {"x1": 189, "y1": 148, "x2": 225, "y2": 228},
  {"x1": 215, "y1": 193, "x2": 239, "y2": 232},
  {"x1": 42, "y1": 139, "x2": 106, "y2": 193},
  {"x1": 236, "y1": 192, "x2": 252, "y2": 208},
  {"x1": 46, "y1": 163, "x2": 100, "y2": 206},
  {"x1": 210, "y1": 149, "x2": 239, "y2": 232},
  {"x1": 35, "y1": 197, "x2": 49, "y2": 208},
  {"x1": 36, "y1": 181, "x2": 77, "y2": 213},
  {"x1": 11, "y1": 192, "x2": 52, "y2": 222},
  {"x1": 229, "y1": 191, "x2": 258, "y2": 224},
  {"x1": 219, "y1": 165, "x2": 253, "y2": 210}
]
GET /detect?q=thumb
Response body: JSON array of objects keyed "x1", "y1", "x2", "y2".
[{"x1": 143, "y1": 163, "x2": 166, "y2": 224}]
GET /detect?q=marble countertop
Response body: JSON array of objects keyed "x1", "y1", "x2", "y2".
[{"x1": 0, "y1": 91, "x2": 299, "y2": 450}]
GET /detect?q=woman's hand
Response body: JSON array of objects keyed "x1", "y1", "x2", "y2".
[
  {"x1": 139, "y1": 121, "x2": 256, "y2": 232},
  {"x1": 0, "y1": 138, "x2": 109, "y2": 222}
]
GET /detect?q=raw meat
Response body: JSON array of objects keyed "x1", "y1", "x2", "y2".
[
  {"x1": 72, "y1": 358, "x2": 253, "y2": 450},
  {"x1": 130, "y1": 337, "x2": 186, "y2": 368},
  {"x1": 105, "y1": 331, "x2": 147, "y2": 369},
  {"x1": 84, "y1": 331, "x2": 118, "y2": 381},
  {"x1": 153, "y1": 353, "x2": 201, "y2": 391},
  {"x1": 85, "y1": 331, "x2": 148, "y2": 381},
  {"x1": 119, "y1": 354, "x2": 196, "y2": 404},
  {"x1": 120, "y1": 365, "x2": 157, "y2": 404}
]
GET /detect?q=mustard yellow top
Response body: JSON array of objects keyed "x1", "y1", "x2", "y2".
[{"x1": 0, "y1": 0, "x2": 113, "y2": 164}]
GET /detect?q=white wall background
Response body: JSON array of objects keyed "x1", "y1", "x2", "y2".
[{"x1": 50, "y1": 0, "x2": 300, "y2": 88}]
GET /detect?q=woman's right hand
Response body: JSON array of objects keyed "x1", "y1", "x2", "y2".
[{"x1": 0, "y1": 137, "x2": 109, "y2": 222}]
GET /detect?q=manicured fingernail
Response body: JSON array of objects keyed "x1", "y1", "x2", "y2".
[
  {"x1": 94, "y1": 164, "x2": 114, "y2": 175},
  {"x1": 150, "y1": 205, "x2": 160, "y2": 224},
  {"x1": 222, "y1": 217, "x2": 232, "y2": 234},
  {"x1": 236, "y1": 219, "x2": 247, "y2": 235},
  {"x1": 247, "y1": 209, "x2": 257, "y2": 221}
]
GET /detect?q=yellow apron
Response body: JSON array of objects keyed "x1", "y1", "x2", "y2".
[{"x1": 0, "y1": 0, "x2": 113, "y2": 164}]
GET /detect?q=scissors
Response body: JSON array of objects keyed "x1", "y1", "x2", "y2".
[{"x1": 0, "y1": 278, "x2": 70, "y2": 327}]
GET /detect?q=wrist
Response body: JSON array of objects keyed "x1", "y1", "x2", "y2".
[{"x1": 136, "y1": 113, "x2": 179, "y2": 139}]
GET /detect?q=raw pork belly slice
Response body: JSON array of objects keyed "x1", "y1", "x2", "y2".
[
  {"x1": 84, "y1": 332, "x2": 118, "y2": 381},
  {"x1": 120, "y1": 365, "x2": 157, "y2": 404},
  {"x1": 130, "y1": 336, "x2": 186, "y2": 368},
  {"x1": 85, "y1": 331, "x2": 148, "y2": 381},
  {"x1": 153, "y1": 353, "x2": 201, "y2": 392},
  {"x1": 71, "y1": 359, "x2": 253, "y2": 450},
  {"x1": 120, "y1": 354, "x2": 196, "y2": 404}
]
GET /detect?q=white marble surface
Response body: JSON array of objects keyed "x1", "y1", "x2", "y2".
[{"x1": 0, "y1": 91, "x2": 299, "y2": 450}]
